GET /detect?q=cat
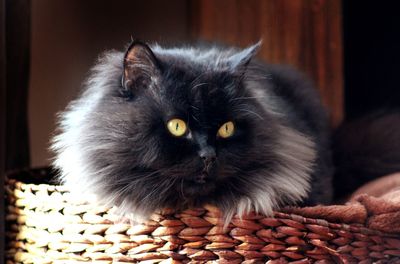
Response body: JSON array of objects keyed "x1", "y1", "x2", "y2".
[
  {"x1": 51, "y1": 40, "x2": 334, "y2": 222},
  {"x1": 333, "y1": 110, "x2": 400, "y2": 199}
]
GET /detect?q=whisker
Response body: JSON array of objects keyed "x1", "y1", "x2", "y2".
[
  {"x1": 190, "y1": 72, "x2": 208, "y2": 86},
  {"x1": 237, "y1": 109, "x2": 264, "y2": 120},
  {"x1": 231, "y1": 96, "x2": 266, "y2": 101},
  {"x1": 180, "y1": 178, "x2": 186, "y2": 200},
  {"x1": 191, "y1": 82, "x2": 208, "y2": 89},
  {"x1": 191, "y1": 114, "x2": 200, "y2": 124}
]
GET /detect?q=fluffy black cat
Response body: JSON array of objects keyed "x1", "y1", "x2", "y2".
[{"x1": 51, "y1": 41, "x2": 333, "y2": 221}]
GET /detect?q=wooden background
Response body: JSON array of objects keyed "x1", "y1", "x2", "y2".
[
  {"x1": 0, "y1": 0, "x2": 5, "y2": 261},
  {"x1": 191, "y1": 0, "x2": 343, "y2": 126}
]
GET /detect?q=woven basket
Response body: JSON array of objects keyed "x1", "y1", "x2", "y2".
[{"x1": 5, "y1": 168, "x2": 400, "y2": 264}]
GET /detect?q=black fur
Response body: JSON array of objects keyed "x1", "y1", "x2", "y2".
[
  {"x1": 52, "y1": 41, "x2": 333, "y2": 220},
  {"x1": 333, "y1": 110, "x2": 400, "y2": 199}
]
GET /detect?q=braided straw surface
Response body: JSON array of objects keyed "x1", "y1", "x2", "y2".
[{"x1": 5, "y1": 169, "x2": 400, "y2": 264}]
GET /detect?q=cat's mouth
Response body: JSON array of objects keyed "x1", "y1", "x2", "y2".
[
  {"x1": 194, "y1": 172, "x2": 212, "y2": 184},
  {"x1": 182, "y1": 172, "x2": 217, "y2": 196}
]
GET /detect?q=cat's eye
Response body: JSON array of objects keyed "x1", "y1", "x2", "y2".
[
  {"x1": 217, "y1": 121, "x2": 235, "y2": 138},
  {"x1": 167, "y1": 118, "x2": 187, "y2": 137}
]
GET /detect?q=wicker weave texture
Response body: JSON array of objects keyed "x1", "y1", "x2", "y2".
[{"x1": 5, "y1": 177, "x2": 400, "y2": 264}]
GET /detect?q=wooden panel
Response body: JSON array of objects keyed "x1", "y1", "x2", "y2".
[
  {"x1": 190, "y1": 0, "x2": 343, "y2": 126},
  {"x1": 0, "y1": 0, "x2": 5, "y2": 260},
  {"x1": 5, "y1": 0, "x2": 31, "y2": 170}
]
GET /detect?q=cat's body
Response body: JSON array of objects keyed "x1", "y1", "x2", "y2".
[{"x1": 52, "y1": 41, "x2": 333, "y2": 221}]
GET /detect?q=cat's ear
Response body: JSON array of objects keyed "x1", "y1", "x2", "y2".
[
  {"x1": 122, "y1": 40, "x2": 160, "y2": 93},
  {"x1": 229, "y1": 41, "x2": 262, "y2": 71}
]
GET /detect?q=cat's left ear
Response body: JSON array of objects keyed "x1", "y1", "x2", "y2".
[
  {"x1": 122, "y1": 40, "x2": 161, "y2": 93},
  {"x1": 229, "y1": 41, "x2": 262, "y2": 71}
]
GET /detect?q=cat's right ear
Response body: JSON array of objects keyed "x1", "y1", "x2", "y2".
[{"x1": 122, "y1": 41, "x2": 160, "y2": 95}]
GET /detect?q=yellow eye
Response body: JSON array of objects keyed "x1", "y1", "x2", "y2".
[
  {"x1": 167, "y1": 118, "x2": 187, "y2": 137},
  {"x1": 218, "y1": 121, "x2": 235, "y2": 138}
]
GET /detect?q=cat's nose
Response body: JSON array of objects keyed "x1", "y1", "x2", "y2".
[{"x1": 198, "y1": 146, "x2": 216, "y2": 163}]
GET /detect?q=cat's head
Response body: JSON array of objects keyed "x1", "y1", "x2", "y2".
[{"x1": 52, "y1": 41, "x2": 314, "y2": 221}]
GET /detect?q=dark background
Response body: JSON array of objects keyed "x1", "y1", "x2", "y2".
[{"x1": 343, "y1": 1, "x2": 400, "y2": 120}]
